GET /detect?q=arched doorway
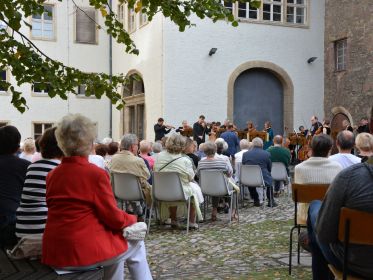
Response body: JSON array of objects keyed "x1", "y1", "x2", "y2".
[
  {"x1": 121, "y1": 71, "x2": 146, "y2": 139},
  {"x1": 227, "y1": 61, "x2": 294, "y2": 135},
  {"x1": 233, "y1": 69, "x2": 284, "y2": 134}
]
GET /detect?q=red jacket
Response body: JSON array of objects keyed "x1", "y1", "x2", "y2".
[{"x1": 42, "y1": 156, "x2": 137, "y2": 267}]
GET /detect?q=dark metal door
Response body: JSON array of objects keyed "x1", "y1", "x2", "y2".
[{"x1": 233, "y1": 69, "x2": 284, "y2": 134}]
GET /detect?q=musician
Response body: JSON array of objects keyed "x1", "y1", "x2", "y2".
[
  {"x1": 299, "y1": 126, "x2": 308, "y2": 136},
  {"x1": 220, "y1": 119, "x2": 237, "y2": 130},
  {"x1": 244, "y1": 121, "x2": 256, "y2": 133},
  {"x1": 263, "y1": 121, "x2": 274, "y2": 150},
  {"x1": 342, "y1": 119, "x2": 353, "y2": 132},
  {"x1": 357, "y1": 117, "x2": 370, "y2": 134},
  {"x1": 193, "y1": 115, "x2": 210, "y2": 147},
  {"x1": 310, "y1": 116, "x2": 323, "y2": 136},
  {"x1": 208, "y1": 122, "x2": 218, "y2": 142},
  {"x1": 154, "y1": 118, "x2": 174, "y2": 141},
  {"x1": 176, "y1": 120, "x2": 192, "y2": 133},
  {"x1": 321, "y1": 119, "x2": 331, "y2": 135}
]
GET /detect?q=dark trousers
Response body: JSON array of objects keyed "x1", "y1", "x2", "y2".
[
  {"x1": 248, "y1": 185, "x2": 274, "y2": 203},
  {"x1": 0, "y1": 215, "x2": 17, "y2": 248},
  {"x1": 307, "y1": 200, "x2": 342, "y2": 280}
]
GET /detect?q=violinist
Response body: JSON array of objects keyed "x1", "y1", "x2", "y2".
[
  {"x1": 244, "y1": 121, "x2": 257, "y2": 133},
  {"x1": 321, "y1": 119, "x2": 331, "y2": 135},
  {"x1": 299, "y1": 125, "x2": 308, "y2": 136},
  {"x1": 193, "y1": 115, "x2": 210, "y2": 147},
  {"x1": 154, "y1": 117, "x2": 175, "y2": 141},
  {"x1": 342, "y1": 119, "x2": 353, "y2": 132},
  {"x1": 309, "y1": 116, "x2": 323, "y2": 136},
  {"x1": 208, "y1": 122, "x2": 219, "y2": 142},
  {"x1": 176, "y1": 120, "x2": 192, "y2": 134},
  {"x1": 263, "y1": 121, "x2": 274, "y2": 150}
]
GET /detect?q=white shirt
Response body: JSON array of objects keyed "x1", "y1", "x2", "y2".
[
  {"x1": 329, "y1": 153, "x2": 361, "y2": 169},
  {"x1": 89, "y1": 154, "x2": 106, "y2": 169}
]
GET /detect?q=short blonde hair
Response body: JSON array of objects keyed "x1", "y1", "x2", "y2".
[
  {"x1": 23, "y1": 138, "x2": 35, "y2": 153},
  {"x1": 139, "y1": 140, "x2": 151, "y2": 153},
  {"x1": 356, "y1": 133, "x2": 373, "y2": 152},
  {"x1": 165, "y1": 134, "x2": 186, "y2": 154},
  {"x1": 55, "y1": 114, "x2": 96, "y2": 157}
]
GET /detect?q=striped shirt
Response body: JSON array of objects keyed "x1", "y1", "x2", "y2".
[
  {"x1": 15, "y1": 159, "x2": 60, "y2": 238},
  {"x1": 197, "y1": 157, "x2": 231, "y2": 177}
]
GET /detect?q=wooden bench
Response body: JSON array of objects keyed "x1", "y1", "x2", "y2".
[{"x1": 0, "y1": 248, "x2": 103, "y2": 279}]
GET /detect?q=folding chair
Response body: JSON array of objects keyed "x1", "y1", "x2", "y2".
[
  {"x1": 112, "y1": 172, "x2": 147, "y2": 220},
  {"x1": 199, "y1": 170, "x2": 239, "y2": 223},
  {"x1": 240, "y1": 165, "x2": 266, "y2": 208},
  {"x1": 271, "y1": 162, "x2": 290, "y2": 198},
  {"x1": 328, "y1": 207, "x2": 373, "y2": 280},
  {"x1": 288, "y1": 183, "x2": 329, "y2": 275},
  {"x1": 148, "y1": 172, "x2": 192, "y2": 234}
]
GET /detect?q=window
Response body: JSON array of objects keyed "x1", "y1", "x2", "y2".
[
  {"x1": 238, "y1": 2, "x2": 259, "y2": 19},
  {"x1": 75, "y1": 7, "x2": 97, "y2": 44},
  {"x1": 122, "y1": 75, "x2": 144, "y2": 97},
  {"x1": 139, "y1": 11, "x2": 148, "y2": 26},
  {"x1": 117, "y1": 4, "x2": 125, "y2": 25},
  {"x1": 128, "y1": 8, "x2": 136, "y2": 32},
  {"x1": 31, "y1": 5, "x2": 54, "y2": 40},
  {"x1": 223, "y1": 1, "x2": 234, "y2": 14},
  {"x1": 0, "y1": 70, "x2": 7, "y2": 92},
  {"x1": 77, "y1": 84, "x2": 96, "y2": 97},
  {"x1": 335, "y1": 39, "x2": 347, "y2": 71},
  {"x1": 33, "y1": 123, "x2": 53, "y2": 139},
  {"x1": 32, "y1": 82, "x2": 51, "y2": 95},
  {"x1": 263, "y1": 0, "x2": 282, "y2": 22},
  {"x1": 286, "y1": 0, "x2": 306, "y2": 24}
]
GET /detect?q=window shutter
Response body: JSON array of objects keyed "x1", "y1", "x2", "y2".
[{"x1": 76, "y1": 7, "x2": 96, "y2": 44}]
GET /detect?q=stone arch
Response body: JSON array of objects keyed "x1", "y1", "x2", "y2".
[{"x1": 227, "y1": 61, "x2": 294, "y2": 131}]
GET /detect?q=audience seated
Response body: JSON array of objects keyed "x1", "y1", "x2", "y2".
[
  {"x1": 267, "y1": 135, "x2": 291, "y2": 196},
  {"x1": 42, "y1": 114, "x2": 152, "y2": 280},
  {"x1": 139, "y1": 140, "x2": 155, "y2": 170},
  {"x1": 19, "y1": 138, "x2": 35, "y2": 162},
  {"x1": 242, "y1": 137, "x2": 276, "y2": 207},
  {"x1": 184, "y1": 138, "x2": 199, "y2": 169},
  {"x1": 95, "y1": 144, "x2": 109, "y2": 158},
  {"x1": 196, "y1": 143, "x2": 206, "y2": 159},
  {"x1": 15, "y1": 127, "x2": 63, "y2": 239},
  {"x1": 355, "y1": 132, "x2": 373, "y2": 162},
  {"x1": 329, "y1": 130, "x2": 361, "y2": 168},
  {"x1": 234, "y1": 139, "x2": 252, "y2": 174},
  {"x1": 154, "y1": 134, "x2": 203, "y2": 229},
  {"x1": 104, "y1": 141, "x2": 119, "y2": 167},
  {"x1": 0, "y1": 126, "x2": 30, "y2": 247},
  {"x1": 214, "y1": 138, "x2": 233, "y2": 171},
  {"x1": 31, "y1": 137, "x2": 42, "y2": 162},
  {"x1": 197, "y1": 141, "x2": 239, "y2": 221},
  {"x1": 307, "y1": 156, "x2": 373, "y2": 279}
]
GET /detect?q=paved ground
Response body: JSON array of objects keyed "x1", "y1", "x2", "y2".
[{"x1": 141, "y1": 191, "x2": 312, "y2": 279}]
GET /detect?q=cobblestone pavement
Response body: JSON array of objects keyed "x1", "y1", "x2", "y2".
[{"x1": 142, "y1": 192, "x2": 312, "y2": 280}]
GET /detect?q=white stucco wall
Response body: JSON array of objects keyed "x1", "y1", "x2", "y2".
[
  {"x1": 162, "y1": 0, "x2": 325, "y2": 134},
  {"x1": 0, "y1": 0, "x2": 111, "y2": 140}
]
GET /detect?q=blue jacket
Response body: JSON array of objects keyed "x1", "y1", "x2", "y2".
[
  {"x1": 242, "y1": 147, "x2": 272, "y2": 186},
  {"x1": 220, "y1": 131, "x2": 240, "y2": 156}
]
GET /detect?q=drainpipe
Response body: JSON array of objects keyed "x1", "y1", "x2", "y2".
[{"x1": 108, "y1": 0, "x2": 113, "y2": 138}]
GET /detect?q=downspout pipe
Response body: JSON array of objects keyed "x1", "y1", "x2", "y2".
[{"x1": 109, "y1": 0, "x2": 113, "y2": 138}]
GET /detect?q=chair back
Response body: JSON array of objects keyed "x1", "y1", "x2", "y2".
[
  {"x1": 235, "y1": 162, "x2": 242, "y2": 183},
  {"x1": 199, "y1": 170, "x2": 229, "y2": 196},
  {"x1": 240, "y1": 165, "x2": 265, "y2": 187},
  {"x1": 291, "y1": 183, "x2": 329, "y2": 203},
  {"x1": 153, "y1": 172, "x2": 187, "y2": 202},
  {"x1": 271, "y1": 162, "x2": 288, "y2": 181},
  {"x1": 338, "y1": 207, "x2": 373, "y2": 245},
  {"x1": 112, "y1": 173, "x2": 144, "y2": 201}
]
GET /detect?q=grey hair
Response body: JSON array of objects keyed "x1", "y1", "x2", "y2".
[
  {"x1": 165, "y1": 134, "x2": 186, "y2": 154},
  {"x1": 239, "y1": 139, "x2": 250, "y2": 150},
  {"x1": 23, "y1": 138, "x2": 36, "y2": 153},
  {"x1": 139, "y1": 140, "x2": 151, "y2": 153},
  {"x1": 203, "y1": 141, "x2": 217, "y2": 157},
  {"x1": 152, "y1": 142, "x2": 163, "y2": 153},
  {"x1": 252, "y1": 137, "x2": 263, "y2": 148},
  {"x1": 55, "y1": 114, "x2": 96, "y2": 157},
  {"x1": 120, "y1": 134, "x2": 138, "y2": 150},
  {"x1": 215, "y1": 138, "x2": 228, "y2": 151}
]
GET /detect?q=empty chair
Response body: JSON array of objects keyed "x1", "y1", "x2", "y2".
[
  {"x1": 199, "y1": 169, "x2": 239, "y2": 223},
  {"x1": 271, "y1": 162, "x2": 290, "y2": 197},
  {"x1": 148, "y1": 172, "x2": 193, "y2": 234},
  {"x1": 240, "y1": 165, "x2": 266, "y2": 207}
]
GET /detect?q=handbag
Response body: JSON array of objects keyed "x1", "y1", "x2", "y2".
[
  {"x1": 123, "y1": 222, "x2": 147, "y2": 241},
  {"x1": 6, "y1": 236, "x2": 42, "y2": 260}
]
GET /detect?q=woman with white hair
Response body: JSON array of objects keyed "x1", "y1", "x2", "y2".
[
  {"x1": 19, "y1": 138, "x2": 36, "y2": 162},
  {"x1": 154, "y1": 134, "x2": 204, "y2": 229},
  {"x1": 42, "y1": 114, "x2": 152, "y2": 280},
  {"x1": 356, "y1": 132, "x2": 373, "y2": 162}
]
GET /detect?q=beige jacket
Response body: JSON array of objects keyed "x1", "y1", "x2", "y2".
[{"x1": 108, "y1": 150, "x2": 152, "y2": 206}]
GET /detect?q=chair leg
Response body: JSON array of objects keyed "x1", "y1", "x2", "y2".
[
  {"x1": 203, "y1": 195, "x2": 206, "y2": 221},
  {"x1": 236, "y1": 193, "x2": 239, "y2": 222},
  {"x1": 186, "y1": 198, "x2": 191, "y2": 234},
  {"x1": 289, "y1": 226, "x2": 297, "y2": 275},
  {"x1": 229, "y1": 194, "x2": 233, "y2": 224},
  {"x1": 297, "y1": 226, "x2": 301, "y2": 264},
  {"x1": 147, "y1": 202, "x2": 153, "y2": 235}
]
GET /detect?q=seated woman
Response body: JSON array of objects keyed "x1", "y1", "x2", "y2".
[
  {"x1": 154, "y1": 134, "x2": 203, "y2": 229},
  {"x1": 356, "y1": 132, "x2": 373, "y2": 162},
  {"x1": 42, "y1": 114, "x2": 152, "y2": 280},
  {"x1": 197, "y1": 142, "x2": 239, "y2": 221},
  {"x1": 15, "y1": 127, "x2": 63, "y2": 239}
]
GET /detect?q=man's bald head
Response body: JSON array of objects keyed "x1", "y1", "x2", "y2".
[
  {"x1": 336, "y1": 130, "x2": 355, "y2": 151},
  {"x1": 273, "y1": 135, "x2": 283, "y2": 145}
]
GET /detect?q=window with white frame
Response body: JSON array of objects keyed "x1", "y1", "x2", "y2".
[
  {"x1": 286, "y1": 0, "x2": 306, "y2": 24},
  {"x1": 222, "y1": 1, "x2": 234, "y2": 14},
  {"x1": 128, "y1": 8, "x2": 136, "y2": 32},
  {"x1": 75, "y1": 7, "x2": 97, "y2": 44},
  {"x1": 0, "y1": 70, "x2": 7, "y2": 93},
  {"x1": 117, "y1": 4, "x2": 125, "y2": 25},
  {"x1": 140, "y1": 11, "x2": 148, "y2": 26},
  {"x1": 31, "y1": 5, "x2": 54, "y2": 40},
  {"x1": 77, "y1": 84, "x2": 96, "y2": 97},
  {"x1": 32, "y1": 82, "x2": 51, "y2": 95},
  {"x1": 263, "y1": 0, "x2": 282, "y2": 22},
  {"x1": 335, "y1": 39, "x2": 347, "y2": 71},
  {"x1": 33, "y1": 123, "x2": 53, "y2": 139},
  {"x1": 238, "y1": 2, "x2": 259, "y2": 19}
]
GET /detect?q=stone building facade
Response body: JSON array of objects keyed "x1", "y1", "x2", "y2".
[{"x1": 324, "y1": 0, "x2": 373, "y2": 125}]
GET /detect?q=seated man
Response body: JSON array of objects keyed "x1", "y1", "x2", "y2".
[
  {"x1": 267, "y1": 135, "x2": 291, "y2": 195},
  {"x1": 109, "y1": 134, "x2": 152, "y2": 218},
  {"x1": 234, "y1": 139, "x2": 252, "y2": 181},
  {"x1": 0, "y1": 126, "x2": 30, "y2": 247},
  {"x1": 242, "y1": 137, "x2": 276, "y2": 207},
  {"x1": 307, "y1": 156, "x2": 373, "y2": 279},
  {"x1": 329, "y1": 130, "x2": 361, "y2": 169}
]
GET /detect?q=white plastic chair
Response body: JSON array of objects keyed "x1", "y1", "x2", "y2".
[
  {"x1": 111, "y1": 172, "x2": 147, "y2": 220},
  {"x1": 199, "y1": 170, "x2": 238, "y2": 223},
  {"x1": 240, "y1": 165, "x2": 267, "y2": 207},
  {"x1": 148, "y1": 172, "x2": 192, "y2": 234},
  {"x1": 271, "y1": 162, "x2": 291, "y2": 198}
]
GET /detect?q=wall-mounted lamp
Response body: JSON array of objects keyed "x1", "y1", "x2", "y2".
[
  {"x1": 209, "y1": 48, "x2": 218, "y2": 56},
  {"x1": 307, "y1": 57, "x2": 318, "y2": 64}
]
